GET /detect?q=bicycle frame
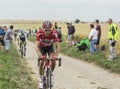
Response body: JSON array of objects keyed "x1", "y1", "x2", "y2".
[
  {"x1": 42, "y1": 58, "x2": 53, "y2": 89},
  {"x1": 42, "y1": 57, "x2": 61, "y2": 89}
]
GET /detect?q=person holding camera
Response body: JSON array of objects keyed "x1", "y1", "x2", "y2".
[{"x1": 107, "y1": 18, "x2": 118, "y2": 61}]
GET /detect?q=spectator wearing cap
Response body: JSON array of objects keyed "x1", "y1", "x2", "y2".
[
  {"x1": 95, "y1": 19, "x2": 101, "y2": 51},
  {"x1": 67, "y1": 22, "x2": 75, "y2": 46}
]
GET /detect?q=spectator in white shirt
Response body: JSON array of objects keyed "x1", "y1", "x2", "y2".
[{"x1": 88, "y1": 24, "x2": 98, "y2": 53}]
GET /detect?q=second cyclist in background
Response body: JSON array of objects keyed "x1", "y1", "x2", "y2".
[{"x1": 19, "y1": 30, "x2": 27, "y2": 56}]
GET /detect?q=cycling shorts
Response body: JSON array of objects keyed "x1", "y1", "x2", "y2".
[
  {"x1": 39, "y1": 45, "x2": 54, "y2": 56},
  {"x1": 20, "y1": 40, "x2": 26, "y2": 46}
]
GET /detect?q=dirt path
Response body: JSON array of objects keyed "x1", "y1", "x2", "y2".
[{"x1": 21, "y1": 41, "x2": 120, "y2": 89}]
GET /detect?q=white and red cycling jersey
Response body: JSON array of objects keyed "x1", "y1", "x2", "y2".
[{"x1": 36, "y1": 30, "x2": 59, "y2": 47}]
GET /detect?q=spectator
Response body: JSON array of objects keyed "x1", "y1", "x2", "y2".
[
  {"x1": 0, "y1": 26, "x2": 5, "y2": 51},
  {"x1": 77, "y1": 35, "x2": 90, "y2": 51},
  {"x1": 107, "y1": 18, "x2": 118, "y2": 61},
  {"x1": 56, "y1": 27, "x2": 62, "y2": 42},
  {"x1": 28, "y1": 29, "x2": 31, "y2": 36},
  {"x1": 4, "y1": 25, "x2": 14, "y2": 53},
  {"x1": 67, "y1": 22, "x2": 75, "y2": 46},
  {"x1": 54, "y1": 22, "x2": 58, "y2": 30},
  {"x1": 88, "y1": 24, "x2": 98, "y2": 53},
  {"x1": 95, "y1": 19, "x2": 101, "y2": 51},
  {"x1": 38, "y1": 27, "x2": 42, "y2": 31},
  {"x1": 32, "y1": 27, "x2": 37, "y2": 36}
]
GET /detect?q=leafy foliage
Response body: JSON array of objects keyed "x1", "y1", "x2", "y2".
[{"x1": 74, "y1": 19, "x2": 80, "y2": 23}]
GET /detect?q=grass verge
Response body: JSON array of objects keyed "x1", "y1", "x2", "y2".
[
  {"x1": 0, "y1": 43, "x2": 37, "y2": 89},
  {"x1": 60, "y1": 42, "x2": 120, "y2": 73}
]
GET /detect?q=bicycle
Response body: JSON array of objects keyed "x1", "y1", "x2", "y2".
[
  {"x1": 39, "y1": 57, "x2": 61, "y2": 89},
  {"x1": 20, "y1": 43, "x2": 26, "y2": 58}
]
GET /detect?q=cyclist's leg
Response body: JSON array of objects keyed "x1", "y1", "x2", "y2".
[
  {"x1": 49, "y1": 53, "x2": 56, "y2": 86},
  {"x1": 37, "y1": 46, "x2": 45, "y2": 66},
  {"x1": 24, "y1": 42, "x2": 26, "y2": 52},
  {"x1": 22, "y1": 42, "x2": 26, "y2": 56},
  {"x1": 38, "y1": 46, "x2": 46, "y2": 88},
  {"x1": 39, "y1": 60, "x2": 44, "y2": 75},
  {"x1": 48, "y1": 45, "x2": 56, "y2": 72},
  {"x1": 38, "y1": 46, "x2": 46, "y2": 76},
  {"x1": 38, "y1": 46, "x2": 47, "y2": 75}
]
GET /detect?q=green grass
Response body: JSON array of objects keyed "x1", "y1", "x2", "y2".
[
  {"x1": 28, "y1": 35, "x2": 120, "y2": 74},
  {"x1": 60, "y1": 41, "x2": 120, "y2": 73},
  {"x1": 0, "y1": 43, "x2": 37, "y2": 89},
  {"x1": 27, "y1": 35, "x2": 36, "y2": 43}
]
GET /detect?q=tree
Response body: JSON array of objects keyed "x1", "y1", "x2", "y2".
[{"x1": 75, "y1": 19, "x2": 80, "y2": 23}]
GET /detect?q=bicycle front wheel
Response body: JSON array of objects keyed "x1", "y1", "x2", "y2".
[
  {"x1": 46, "y1": 68, "x2": 52, "y2": 89},
  {"x1": 21, "y1": 44, "x2": 24, "y2": 58}
]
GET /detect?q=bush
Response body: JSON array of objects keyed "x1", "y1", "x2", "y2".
[{"x1": 74, "y1": 19, "x2": 80, "y2": 23}]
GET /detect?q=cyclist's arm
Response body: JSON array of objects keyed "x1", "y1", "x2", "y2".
[
  {"x1": 54, "y1": 41, "x2": 59, "y2": 57},
  {"x1": 35, "y1": 41, "x2": 42, "y2": 57}
]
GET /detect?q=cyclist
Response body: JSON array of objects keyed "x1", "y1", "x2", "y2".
[
  {"x1": 35, "y1": 21, "x2": 59, "y2": 89},
  {"x1": 17, "y1": 30, "x2": 23, "y2": 45},
  {"x1": 19, "y1": 30, "x2": 27, "y2": 56}
]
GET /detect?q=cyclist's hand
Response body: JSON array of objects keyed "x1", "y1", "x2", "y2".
[
  {"x1": 40, "y1": 55, "x2": 46, "y2": 60},
  {"x1": 52, "y1": 55, "x2": 58, "y2": 60}
]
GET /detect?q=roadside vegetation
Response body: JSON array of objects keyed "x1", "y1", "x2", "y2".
[
  {"x1": 28, "y1": 35, "x2": 120, "y2": 74},
  {"x1": 27, "y1": 35, "x2": 36, "y2": 43},
  {"x1": 0, "y1": 44, "x2": 37, "y2": 89},
  {"x1": 60, "y1": 41, "x2": 120, "y2": 73}
]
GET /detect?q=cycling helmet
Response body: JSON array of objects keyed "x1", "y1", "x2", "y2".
[
  {"x1": 42, "y1": 21, "x2": 53, "y2": 29},
  {"x1": 21, "y1": 30, "x2": 24, "y2": 33}
]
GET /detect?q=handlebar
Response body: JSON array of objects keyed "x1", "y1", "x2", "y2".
[{"x1": 39, "y1": 57, "x2": 62, "y2": 67}]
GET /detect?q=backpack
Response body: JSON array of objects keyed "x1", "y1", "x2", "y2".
[
  {"x1": 78, "y1": 43, "x2": 87, "y2": 51},
  {"x1": 101, "y1": 45, "x2": 105, "y2": 51}
]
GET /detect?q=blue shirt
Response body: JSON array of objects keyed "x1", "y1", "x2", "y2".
[{"x1": 0, "y1": 29, "x2": 5, "y2": 36}]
